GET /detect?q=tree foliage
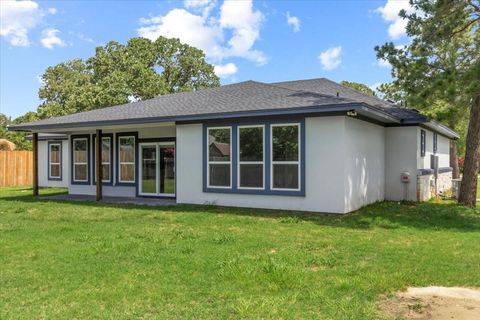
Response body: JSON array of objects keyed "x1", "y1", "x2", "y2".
[
  {"x1": 0, "y1": 113, "x2": 32, "y2": 150},
  {"x1": 36, "y1": 36, "x2": 219, "y2": 119},
  {"x1": 375, "y1": 0, "x2": 480, "y2": 206},
  {"x1": 340, "y1": 81, "x2": 376, "y2": 96}
]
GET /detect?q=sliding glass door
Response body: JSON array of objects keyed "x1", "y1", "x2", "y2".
[{"x1": 139, "y1": 142, "x2": 175, "y2": 197}]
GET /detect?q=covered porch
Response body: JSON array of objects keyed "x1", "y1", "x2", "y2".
[{"x1": 30, "y1": 122, "x2": 177, "y2": 202}]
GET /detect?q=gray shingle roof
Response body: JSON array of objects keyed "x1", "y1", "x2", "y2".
[
  {"x1": 9, "y1": 78, "x2": 427, "y2": 131},
  {"x1": 272, "y1": 78, "x2": 425, "y2": 121}
]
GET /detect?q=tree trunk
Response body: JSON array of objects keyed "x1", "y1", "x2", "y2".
[
  {"x1": 450, "y1": 140, "x2": 460, "y2": 179},
  {"x1": 458, "y1": 95, "x2": 480, "y2": 207}
]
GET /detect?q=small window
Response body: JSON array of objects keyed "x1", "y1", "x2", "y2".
[
  {"x1": 421, "y1": 130, "x2": 426, "y2": 157},
  {"x1": 94, "y1": 136, "x2": 112, "y2": 182},
  {"x1": 433, "y1": 133, "x2": 438, "y2": 154},
  {"x1": 48, "y1": 142, "x2": 61, "y2": 180},
  {"x1": 73, "y1": 138, "x2": 88, "y2": 182},
  {"x1": 207, "y1": 127, "x2": 231, "y2": 188},
  {"x1": 238, "y1": 125, "x2": 264, "y2": 189},
  {"x1": 118, "y1": 136, "x2": 135, "y2": 183},
  {"x1": 271, "y1": 124, "x2": 300, "y2": 190}
]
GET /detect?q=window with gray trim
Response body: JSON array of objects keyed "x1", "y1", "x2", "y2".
[
  {"x1": 118, "y1": 136, "x2": 135, "y2": 183},
  {"x1": 48, "y1": 143, "x2": 61, "y2": 179},
  {"x1": 94, "y1": 136, "x2": 112, "y2": 182},
  {"x1": 421, "y1": 129, "x2": 426, "y2": 157},
  {"x1": 238, "y1": 125, "x2": 264, "y2": 189},
  {"x1": 207, "y1": 127, "x2": 231, "y2": 188},
  {"x1": 73, "y1": 138, "x2": 88, "y2": 182},
  {"x1": 271, "y1": 124, "x2": 300, "y2": 190},
  {"x1": 433, "y1": 133, "x2": 438, "y2": 154}
]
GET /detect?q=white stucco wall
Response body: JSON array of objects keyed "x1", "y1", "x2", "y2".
[
  {"x1": 417, "y1": 128, "x2": 450, "y2": 169},
  {"x1": 176, "y1": 117, "x2": 350, "y2": 213},
  {"x1": 38, "y1": 140, "x2": 69, "y2": 188},
  {"x1": 344, "y1": 117, "x2": 385, "y2": 212},
  {"x1": 385, "y1": 127, "x2": 418, "y2": 201},
  {"x1": 177, "y1": 116, "x2": 386, "y2": 213}
]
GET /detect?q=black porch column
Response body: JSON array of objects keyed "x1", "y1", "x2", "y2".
[
  {"x1": 32, "y1": 132, "x2": 38, "y2": 196},
  {"x1": 95, "y1": 129, "x2": 102, "y2": 201}
]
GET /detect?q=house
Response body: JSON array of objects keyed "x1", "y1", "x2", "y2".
[{"x1": 8, "y1": 78, "x2": 458, "y2": 214}]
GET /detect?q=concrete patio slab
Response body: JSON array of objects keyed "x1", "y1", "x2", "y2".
[{"x1": 42, "y1": 194, "x2": 177, "y2": 206}]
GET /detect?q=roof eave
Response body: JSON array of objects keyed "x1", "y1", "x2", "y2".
[{"x1": 8, "y1": 103, "x2": 375, "y2": 132}]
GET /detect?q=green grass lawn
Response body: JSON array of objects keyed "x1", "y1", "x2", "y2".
[{"x1": 1, "y1": 187, "x2": 479, "y2": 319}]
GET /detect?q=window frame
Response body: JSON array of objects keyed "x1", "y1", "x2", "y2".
[
  {"x1": 270, "y1": 123, "x2": 301, "y2": 192},
  {"x1": 206, "y1": 126, "x2": 232, "y2": 189},
  {"x1": 70, "y1": 135, "x2": 90, "y2": 185},
  {"x1": 203, "y1": 120, "x2": 305, "y2": 196},
  {"x1": 116, "y1": 132, "x2": 138, "y2": 185},
  {"x1": 92, "y1": 133, "x2": 114, "y2": 185},
  {"x1": 420, "y1": 129, "x2": 426, "y2": 157},
  {"x1": 47, "y1": 141, "x2": 62, "y2": 181},
  {"x1": 237, "y1": 124, "x2": 265, "y2": 190}
]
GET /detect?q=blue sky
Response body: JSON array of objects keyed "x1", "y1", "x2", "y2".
[{"x1": 0, "y1": 0, "x2": 411, "y2": 118}]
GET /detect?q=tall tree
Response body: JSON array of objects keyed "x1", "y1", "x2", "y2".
[
  {"x1": 340, "y1": 81, "x2": 377, "y2": 96},
  {"x1": 375, "y1": 0, "x2": 480, "y2": 207},
  {"x1": 36, "y1": 36, "x2": 219, "y2": 119}
]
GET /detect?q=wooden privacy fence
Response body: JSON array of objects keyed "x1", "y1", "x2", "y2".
[{"x1": 0, "y1": 151, "x2": 33, "y2": 187}]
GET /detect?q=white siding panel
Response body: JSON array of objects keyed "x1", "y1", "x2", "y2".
[
  {"x1": 38, "y1": 140, "x2": 69, "y2": 188},
  {"x1": 385, "y1": 127, "x2": 418, "y2": 201},
  {"x1": 344, "y1": 117, "x2": 385, "y2": 212},
  {"x1": 176, "y1": 117, "x2": 348, "y2": 213}
]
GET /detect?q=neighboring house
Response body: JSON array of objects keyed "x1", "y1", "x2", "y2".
[{"x1": 8, "y1": 78, "x2": 458, "y2": 214}]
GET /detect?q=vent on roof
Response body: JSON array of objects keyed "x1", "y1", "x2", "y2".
[
  {"x1": 336, "y1": 92, "x2": 339, "y2": 97},
  {"x1": 409, "y1": 108, "x2": 420, "y2": 113},
  {"x1": 386, "y1": 99, "x2": 395, "y2": 103}
]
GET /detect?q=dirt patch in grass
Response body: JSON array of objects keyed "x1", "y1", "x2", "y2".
[{"x1": 380, "y1": 287, "x2": 480, "y2": 319}]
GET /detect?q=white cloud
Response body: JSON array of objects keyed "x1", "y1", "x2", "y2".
[
  {"x1": 377, "y1": 58, "x2": 390, "y2": 68},
  {"x1": 184, "y1": 0, "x2": 216, "y2": 16},
  {"x1": 214, "y1": 62, "x2": 238, "y2": 78},
  {"x1": 184, "y1": 0, "x2": 214, "y2": 9},
  {"x1": 0, "y1": 1, "x2": 59, "y2": 47},
  {"x1": 138, "y1": 0, "x2": 266, "y2": 65},
  {"x1": 318, "y1": 46, "x2": 342, "y2": 70},
  {"x1": 376, "y1": 0, "x2": 414, "y2": 39},
  {"x1": 40, "y1": 28, "x2": 65, "y2": 49},
  {"x1": 0, "y1": 0, "x2": 41, "y2": 46},
  {"x1": 286, "y1": 12, "x2": 300, "y2": 32}
]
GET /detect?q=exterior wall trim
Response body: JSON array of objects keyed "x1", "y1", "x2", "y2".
[
  {"x1": 70, "y1": 134, "x2": 91, "y2": 185},
  {"x1": 135, "y1": 137, "x2": 177, "y2": 199},
  {"x1": 47, "y1": 141, "x2": 62, "y2": 181},
  {"x1": 92, "y1": 133, "x2": 114, "y2": 186},
  {"x1": 417, "y1": 167, "x2": 453, "y2": 176},
  {"x1": 202, "y1": 118, "x2": 306, "y2": 196},
  {"x1": 115, "y1": 132, "x2": 138, "y2": 186}
]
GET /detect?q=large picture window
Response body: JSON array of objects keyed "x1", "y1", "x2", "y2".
[
  {"x1": 93, "y1": 135, "x2": 112, "y2": 183},
  {"x1": 118, "y1": 136, "x2": 135, "y2": 183},
  {"x1": 48, "y1": 142, "x2": 62, "y2": 180},
  {"x1": 238, "y1": 125, "x2": 264, "y2": 189},
  {"x1": 73, "y1": 138, "x2": 88, "y2": 182},
  {"x1": 271, "y1": 124, "x2": 300, "y2": 191},
  {"x1": 207, "y1": 127, "x2": 231, "y2": 188},
  {"x1": 204, "y1": 121, "x2": 304, "y2": 196}
]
